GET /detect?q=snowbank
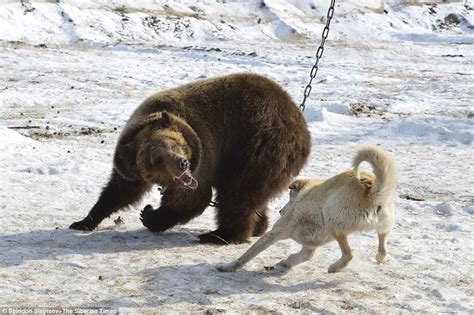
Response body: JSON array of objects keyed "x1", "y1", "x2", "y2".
[{"x1": 0, "y1": 0, "x2": 472, "y2": 47}]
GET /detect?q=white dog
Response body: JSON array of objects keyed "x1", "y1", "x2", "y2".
[{"x1": 216, "y1": 145, "x2": 397, "y2": 273}]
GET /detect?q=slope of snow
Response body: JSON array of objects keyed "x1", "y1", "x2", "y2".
[
  {"x1": 0, "y1": 0, "x2": 472, "y2": 46},
  {"x1": 0, "y1": 0, "x2": 473, "y2": 313}
]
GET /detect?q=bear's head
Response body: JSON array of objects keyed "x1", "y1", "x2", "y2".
[{"x1": 113, "y1": 111, "x2": 202, "y2": 190}]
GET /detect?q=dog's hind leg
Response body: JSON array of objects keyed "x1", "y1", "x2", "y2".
[
  {"x1": 375, "y1": 206, "x2": 394, "y2": 263},
  {"x1": 216, "y1": 229, "x2": 289, "y2": 272},
  {"x1": 376, "y1": 232, "x2": 390, "y2": 263},
  {"x1": 276, "y1": 245, "x2": 318, "y2": 270},
  {"x1": 328, "y1": 234, "x2": 353, "y2": 273}
]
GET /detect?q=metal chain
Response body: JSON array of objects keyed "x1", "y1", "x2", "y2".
[{"x1": 300, "y1": 0, "x2": 336, "y2": 112}]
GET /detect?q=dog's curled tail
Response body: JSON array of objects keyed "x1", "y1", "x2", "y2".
[{"x1": 353, "y1": 145, "x2": 397, "y2": 206}]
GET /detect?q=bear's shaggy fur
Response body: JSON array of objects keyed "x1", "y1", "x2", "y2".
[{"x1": 70, "y1": 73, "x2": 310, "y2": 244}]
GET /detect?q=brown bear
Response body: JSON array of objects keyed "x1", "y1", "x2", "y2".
[{"x1": 70, "y1": 73, "x2": 310, "y2": 244}]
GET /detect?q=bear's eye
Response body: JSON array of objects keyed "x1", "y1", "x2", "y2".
[
  {"x1": 150, "y1": 155, "x2": 163, "y2": 167},
  {"x1": 169, "y1": 145, "x2": 178, "y2": 152}
]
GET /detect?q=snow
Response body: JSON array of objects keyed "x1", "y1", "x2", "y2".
[{"x1": 0, "y1": 0, "x2": 473, "y2": 313}]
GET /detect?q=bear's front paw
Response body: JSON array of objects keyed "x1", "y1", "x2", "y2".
[
  {"x1": 216, "y1": 262, "x2": 237, "y2": 272},
  {"x1": 140, "y1": 204, "x2": 158, "y2": 231},
  {"x1": 69, "y1": 218, "x2": 96, "y2": 231},
  {"x1": 140, "y1": 205, "x2": 179, "y2": 233}
]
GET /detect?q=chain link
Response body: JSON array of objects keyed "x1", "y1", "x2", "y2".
[{"x1": 300, "y1": 0, "x2": 336, "y2": 112}]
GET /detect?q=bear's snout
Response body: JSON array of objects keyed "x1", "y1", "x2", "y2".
[{"x1": 179, "y1": 158, "x2": 190, "y2": 170}]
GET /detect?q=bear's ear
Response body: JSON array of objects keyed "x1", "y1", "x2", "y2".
[
  {"x1": 113, "y1": 142, "x2": 141, "y2": 182},
  {"x1": 119, "y1": 113, "x2": 164, "y2": 145},
  {"x1": 160, "y1": 111, "x2": 172, "y2": 128}
]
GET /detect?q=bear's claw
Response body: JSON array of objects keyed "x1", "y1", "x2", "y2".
[
  {"x1": 140, "y1": 205, "x2": 154, "y2": 228},
  {"x1": 198, "y1": 231, "x2": 249, "y2": 245},
  {"x1": 140, "y1": 205, "x2": 178, "y2": 233},
  {"x1": 69, "y1": 220, "x2": 95, "y2": 231}
]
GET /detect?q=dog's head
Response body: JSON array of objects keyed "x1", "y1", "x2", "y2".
[
  {"x1": 114, "y1": 111, "x2": 202, "y2": 190},
  {"x1": 279, "y1": 178, "x2": 322, "y2": 215},
  {"x1": 288, "y1": 179, "x2": 322, "y2": 201}
]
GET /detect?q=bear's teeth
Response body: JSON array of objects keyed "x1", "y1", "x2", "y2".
[{"x1": 175, "y1": 171, "x2": 198, "y2": 189}]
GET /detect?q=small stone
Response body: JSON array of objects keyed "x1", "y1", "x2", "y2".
[
  {"x1": 444, "y1": 13, "x2": 461, "y2": 25},
  {"x1": 114, "y1": 216, "x2": 124, "y2": 226}
]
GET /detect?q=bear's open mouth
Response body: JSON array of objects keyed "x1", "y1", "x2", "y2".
[{"x1": 175, "y1": 170, "x2": 198, "y2": 190}]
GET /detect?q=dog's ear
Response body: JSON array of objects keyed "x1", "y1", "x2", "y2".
[
  {"x1": 289, "y1": 179, "x2": 305, "y2": 191},
  {"x1": 289, "y1": 179, "x2": 321, "y2": 192}
]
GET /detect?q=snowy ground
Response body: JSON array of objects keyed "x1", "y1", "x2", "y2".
[{"x1": 1, "y1": 0, "x2": 473, "y2": 313}]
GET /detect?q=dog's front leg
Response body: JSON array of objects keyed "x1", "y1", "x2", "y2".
[
  {"x1": 376, "y1": 232, "x2": 390, "y2": 263},
  {"x1": 328, "y1": 234, "x2": 353, "y2": 273},
  {"x1": 276, "y1": 245, "x2": 318, "y2": 269},
  {"x1": 216, "y1": 229, "x2": 288, "y2": 272}
]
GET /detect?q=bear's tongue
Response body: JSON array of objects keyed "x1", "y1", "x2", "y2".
[{"x1": 175, "y1": 170, "x2": 198, "y2": 190}]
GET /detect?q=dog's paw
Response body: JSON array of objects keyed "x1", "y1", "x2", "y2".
[
  {"x1": 264, "y1": 262, "x2": 290, "y2": 273},
  {"x1": 216, "y1": 262, "x2": 236, "y2": 272},
  {"x1": 376, "y1": 252, "x2": 389, "y2": 264},
  {"x1": 328, "y1": 262, "x2": 343, "y2": 273},
  {"x1": 275, "y1": 261, "x2": 290, "y2": 270},
  {"x1": 327, "y1": 266, "x2": 338, "y2": 273}
]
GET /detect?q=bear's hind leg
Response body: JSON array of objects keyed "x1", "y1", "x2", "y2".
[
  {"x1": 200, "y1": 125, "x2": 308, "y2": 244},
  {"x1": 198, "y1": 205, "x2": 262, "y2": 244},
  {"x1": 253, "y1": 206, "x2": 269, "y2": 237},
  {"x1": 198, "y1": 187, "x2": 272, "y2": 244}
]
